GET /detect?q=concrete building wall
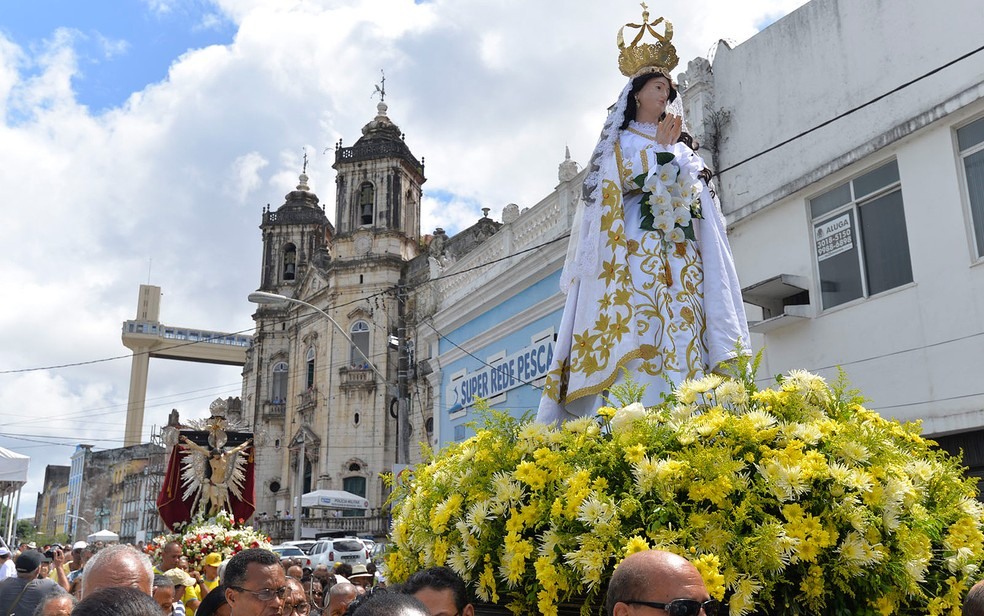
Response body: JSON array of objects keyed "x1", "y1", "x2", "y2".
[{"x1": 690, "y1": 0, "x2": 984, "y2": 445}]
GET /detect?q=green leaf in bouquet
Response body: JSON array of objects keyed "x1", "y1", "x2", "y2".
[
  {"x1": 640, "y1": 198, "x2": 656, "y2": 231},
  {"x1": 655, "y1": 151, "x2": 675, "y2": 165},
  {"x1": 633, "y1": 173, "x2": 648, "y2": 189},
  {"x1": 682, "y1": 224, "x2": 696, "y2": 242}
]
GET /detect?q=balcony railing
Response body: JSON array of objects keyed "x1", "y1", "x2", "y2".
[
  {"x1": 263, "y1": 402, "x2": 286, "y2": 419},
  {"x1": 255, "y1": 512, "x2": 390, "y2": 543},
  {"x1": 340, "y1": 366, "x2": 375, "y2": 388},
  {"x1": 297, "y1": 388, "x2": 318, "y2": 411}
]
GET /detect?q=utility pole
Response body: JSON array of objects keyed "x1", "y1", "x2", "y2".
[{"x1": 396, "y1": 283, "x2": 411, "y2": 464}]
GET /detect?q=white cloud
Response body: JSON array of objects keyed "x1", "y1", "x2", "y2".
[{"x1": 0, "y1": 0, "x2": 810, "y2": 517}]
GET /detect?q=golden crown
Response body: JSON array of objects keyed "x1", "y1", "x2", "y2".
[{"x1": 617, "y1": 3, "x2": 679, "y2": 78}]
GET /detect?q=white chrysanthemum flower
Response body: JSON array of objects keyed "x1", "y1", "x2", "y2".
[
  {"x1": 676, "y1": 379, "x2": 699, "y2": 404},
  {"x1": 632, "y1": 456, "x2": 660, "y2": 494},
  {"x1": 838, "y1": 441, "x2": 870, "y2": 464},
  {"x1": 904, "y1": 459, "x2": 935, "y2": 486},
  {"x1": 785, "y1": 422, "x2": 823, "y2": 445},
  {"x1": 667, "y1": 227, "x2": 686, "y2": 244},
  {"x1": 784, "y1": 369, "x2": 831, "y2": 402},
  {"x1": 728, "y1": 577, "x2": 763, "y2": 616},
  {"x1": 447, "y1": 547, "x2": 468, "y2": 576},
  {"x1": 610, "y1": 402, "x2": 647, "y2": 434},
  {"x1": 961, "y1": 497, "x2": 984, "y2": 518},
  {"x1": 491, "y1": 471, "x2": 524, "y2": 505},
  {"x1": 577, "y1": 494, "x2": 615, "y2": 527},
  {"x1": 904, "y1": 556, "x2": 930, "y2": 584},
  {"x1": 538, "y1": 527, "x2": 561, "y2": 557},
  {"x1": 669, "y1": 403, "x2": 697, "y2": 423},
  {"x1": 757, "y1": 460, "x2": 808, "y2": 501},
  {"x1": 716, "y1": 380, "x2": 749, "y2": 407},
  {"x1": 694, "y1": 374, "x2": 725, "y2": 393},
  {"x1": 838, "y1": 531, "x2": 884, "y2": 570},
  {"x1": 564, "y1": 415, "x2": 600, "y2": 435},
  {"x1": 518, "y1": 421, "x2": 550, "y2": 444},
  {"x1": 743, "y1": 409, "x2": 777, "y2": 430}
]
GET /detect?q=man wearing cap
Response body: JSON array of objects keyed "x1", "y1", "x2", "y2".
[
  {"x1": 0, "y1": 548, "x2": 15, "y2": 581},
  {"x1": 0, "y1": 551, "x2": 63, "y2": 616},
  {"x1": 163, "y1": 569, "x2": 197, "y2": 616},
  {"x1": 200, "y1": 553, "x2": 222, "y2": 595},
  {"x1": 67, "y1": 542, "x2": 86, "y2": 576}
]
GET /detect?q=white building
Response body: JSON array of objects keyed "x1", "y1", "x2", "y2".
[{"x1": 675, "y1": 0, "x2": 984, "y2": 476}]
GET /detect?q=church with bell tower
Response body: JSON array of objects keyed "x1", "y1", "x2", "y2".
[{"x1": 242, "y1": 96, "x2": 427, "y2": 526}]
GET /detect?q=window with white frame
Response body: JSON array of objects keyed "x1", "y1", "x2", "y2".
[
  {"x1": 958, "y1": 116, "x2": 984, "y2": 258},
  {"x1": 809, "y1": 159, "x2": 913, "y2": 310}
]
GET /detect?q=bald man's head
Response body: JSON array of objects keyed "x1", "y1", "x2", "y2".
[
  {"x1": 605, "y1": 551, "x2": 714, "y2": 616},
  {"x1": 81, "y1": 544, "x2": 154, "y2": 598}
]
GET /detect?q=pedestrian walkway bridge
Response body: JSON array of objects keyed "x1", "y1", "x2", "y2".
[{"x1": 122, "y1": 319, "x2": 251, "y2": 365}]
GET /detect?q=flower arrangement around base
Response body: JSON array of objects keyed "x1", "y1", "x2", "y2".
[
  {"x1": 386, "y1": 359, "x2": 984, "y2": 616},
  {"x1": 149, "y1": 509, "x2": 271, "y2": 571}
]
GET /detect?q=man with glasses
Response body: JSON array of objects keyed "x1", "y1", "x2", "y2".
[
  {"x1": 400, "y1": 567, "x2": 473, "y2": 616},
  {"x1": 283, "y1": 578, "x2": 313, "y2": 616},
  {"x1": 604, "y1": 550, "x2": 719, "y2": 616},
  {"x1": 224, "y1": 549, "x2": 287, "y2": 616}
]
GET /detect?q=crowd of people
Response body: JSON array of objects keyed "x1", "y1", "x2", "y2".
[{"x1": 5, "y1": 539, "x2": 984, "y2": 615}]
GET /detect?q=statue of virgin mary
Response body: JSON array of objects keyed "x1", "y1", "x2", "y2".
[{"x1": 537, "y1": 6, "x2": 749, "y2": 423}]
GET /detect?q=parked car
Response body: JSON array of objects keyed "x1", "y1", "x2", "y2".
[
  {"x1": 270, "y1": 544, "x2": 313, "y2": 567},
  {"x1": 281, "y1": 540, "x2": 317, "y2": 555},
  {"x1": 369, "y1": 541, "x2": 388, "y2": 567},
  {"x1": 308, "y1": 537, "x2": 367, "y2": 568}
]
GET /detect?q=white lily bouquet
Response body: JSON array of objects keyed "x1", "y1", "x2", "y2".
[{"x1": 634, "y1": 151, "x2": 703, "y2": 243}]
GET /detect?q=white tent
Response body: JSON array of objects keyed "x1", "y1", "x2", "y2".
[
  {"x1": 87, "y1": 529, "x2": 120, "y2": 543},
  {"x1": 0, "y1": 447, "x2": 30, "y2": 546},
  {"x1": 300, "y1": 490, "x2": 368, "y2": 509}
]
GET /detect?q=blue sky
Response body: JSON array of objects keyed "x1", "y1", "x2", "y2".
[{"x1": 0, "y1": 0, "x2": 234, "y2": 113}]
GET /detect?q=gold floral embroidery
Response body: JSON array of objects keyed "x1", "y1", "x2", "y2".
[{"x1": 545, "y1": 141, "x2": 708, "y2": 404}]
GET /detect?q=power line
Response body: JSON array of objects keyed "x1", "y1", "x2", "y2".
[
  {"x1": 422, "y1": 320, "x2": 545, "y2": 393},
  {"x1": 0, "y1": 325, "x2": 257, "y2": 375},
  {"x1": 717, "y1": 43, "x2": 984, "y2": 176}
]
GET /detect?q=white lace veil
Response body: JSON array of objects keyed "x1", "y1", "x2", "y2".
[{"x1": 561, "y1": 73, "x2": 688, "y2": 293}]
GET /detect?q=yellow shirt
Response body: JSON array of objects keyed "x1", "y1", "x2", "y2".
[
  {"x1": 183, "y1": 583, "x2": 201, "y2": 616},
  {"x1": 202, "y1": 577, "x2": 220, "y2": 593}
]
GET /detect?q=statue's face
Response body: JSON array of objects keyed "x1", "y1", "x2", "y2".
[{"x1": 636, "y1": 75, "x2": 672, "y2": 119}]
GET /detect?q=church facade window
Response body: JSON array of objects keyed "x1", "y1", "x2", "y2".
[
  {"x1": 272, "y1": 361, "x2": 288, "y2": 403},
  {"x1": 306, "y1": 347, "x2": 316, "y2": 388},
  {"x1": 358, "y1": 182, "x2": 374, "y2": 226},
  {"x1": 350, "y1": 321, "x2": 370, "y2": 368},
  {"x1": 283, "y1": 244, "x2": 297, "y2": 280},
  {"x1": 342, "y1": 475, "x2": 366, "y2": 517}
]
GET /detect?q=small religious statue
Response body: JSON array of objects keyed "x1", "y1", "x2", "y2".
[{"x1": 179, "y1": 405, "x2": 252, "y2": 517}]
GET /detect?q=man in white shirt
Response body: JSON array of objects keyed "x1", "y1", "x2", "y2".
[{"x1": 0, "y1": 549, "x2": 15, "y2": 580}]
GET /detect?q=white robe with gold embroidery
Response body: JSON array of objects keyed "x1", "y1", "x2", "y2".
[{"x1": 537, "y1": 126, "x2": 748, "y2": 423}]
